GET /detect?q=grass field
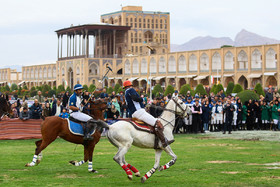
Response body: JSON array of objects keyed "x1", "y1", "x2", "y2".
[{"x1": 1, "y1": 134, "x2": 280, "y2": 186}]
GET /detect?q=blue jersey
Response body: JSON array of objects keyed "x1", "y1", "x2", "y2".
[
  {"x1": 68, "y1": 92, "x2": 82, "y2": 113},
  {"x1": 124, "y1": 88, "x2": 144, "y2": 114}
]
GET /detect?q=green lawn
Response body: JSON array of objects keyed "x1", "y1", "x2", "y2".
[{"x1": 0, "y1": 134, "x2": 280, "y2": 186}]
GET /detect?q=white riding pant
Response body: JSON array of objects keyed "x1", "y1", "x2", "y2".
[
  {"x1": 70, "y1": 111, "x2": 92, "y2": 122},
  {"x1": 132, "y1": 108, "x2": 157, "y2": 126}
]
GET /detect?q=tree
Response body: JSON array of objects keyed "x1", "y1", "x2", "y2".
[
  {"x1": 107, "y1": 87, "x2": 114, "y2": 94},
  {"x1": 114, "y1": 84, "x2": 121, "y2": 93},
  {"x1": 5, "y1": 85, "x2": 10, "y2": 92},
  {"x1": 11, "y1": 83, "x2": 18, "y2": 91},
  {"x1": 236, "y1": 90, "x2": 259, "y2": 104},
  {"x1": 195, "y1": 84, "x2": 207, "y2": 95},
  {"x1": 152, "y1": 84, "x2": 163, "y2": 97},
  {"x1": 215, "y1": 84, "x2": 224, "y2": 93},
  {"x1": 179, "y1": 84, "x2": 192, "y2": 95},
  {"x1": 57, "y1": 85, "x2": 65, "y2": 94},
  {"x1": 66, "y1": 86, "x2": 72, "y2": 94},
  {"x1": 254, "y1": 83, "x2": 265, "y2": 96},
  {"x1": 226, "y1": 82, "x2": 234, "y2": 96},
  {"x1": 17, "y1": 87, "x2": 22, "y2": 96},
  {"x1": 31, "y1": 86, "x2": 36, "y2": 91},
  {"x1": 48, "y1": 90, "x2": 56, "y2": 97},
  {"x1": 232, "y1": 84, "x2": 243, "y2": 93},
  {"x1": 52, "y1": 86, "x2": 57, "y2": 91},
  {"x1": 30, "y1": 90, "x2": 37, "y2": 97},
  {"x1": 210, "y1": 84, "x2": 218, "y2": 94},
  {"x1": 42, "y1": 86, "x2": 49, "y2": 97},
  {"x1": 23, "y1": 85, "x2": 28, "y2": 90},
  {"x1": 83, "y1": 85, "x2": 89, "y2": 92},
  {"x1": 164, "y1": 85, "x2": 174, "y2": 96},
  {"x1": 118, "y1": 87, "x2": 124, "y2": 93},
  {"x1": 89, "y1": 84, "x2": 96, "y2": 93}
]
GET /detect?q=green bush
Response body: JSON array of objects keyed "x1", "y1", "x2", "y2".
[
  {"x1": 66, "y1": 86, "x2": 72, "y2": 94},
  {"x1": 114, "y1": 84, "x2": 121, "y2": 93},
  {"x1": 31, "y1": 86, "x2": 36, "y2": 91},
  {"x1": 107, "y1": 87, "x2": 114, "y2": 94},
  {"x1": 215, "y1": 84, "x2": 224, "y2": 93},
  {"x1": 11, "y1": 83, "x2": 18, "y2": 91},
  {"x1": 179, "y1": 84, "x2": 192, "y2": 95},
  {"x1": 48, "y1": 90, "x2": 56, "y2": 97},
  {"x1": 210, "y1": 84, "x2": 218, "y2": 94},
  {"x1": 152, "y1": 84, "x2": 163, "y2": 97},
  {"x1": 83, "y1": 85, "x2": 89, "y2": 92},
  {"x1": 57, "y1": 85, "x2": 65, "y2": 95},
  {"x1": 226, "y1": 82, "x2": 234, "y2": 96},
  {"x1": 236, "y1": 90, "x2": 259, "y2": 104},
  {"x1": 5, "y1": 85, "x2": 10, "y2": 92},
  {"x1": 118, "y1": 87, "x2": 124, "y2": 93},
  {"x1": 89, "y1": 84, "x2": 96, "y2": 93},
  {"x1": 195, "y1": 84, "x2": 207, "y2": 95},
  {"x1": 254, "y1": 83, "x2": 265, "y2": 96},
  {"x1": 164, "y1": 85, "x2": 174, "y2": 96},
  {"x1": 23, "y1": 85, "x2": 28, "y2": 90},
  {"x1": 30, "y1": 90, "x2": 37, "y2": 97},
  {"x1": 36, "y1": 86, "x2": 42, "y2": 91},
  {"x1": 232, "y1": 84, "x2": 243, "y2": 93}
]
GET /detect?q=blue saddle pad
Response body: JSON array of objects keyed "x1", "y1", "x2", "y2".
[{"x1": 67, "y1": 119, "x2": 95, "y2": 136}]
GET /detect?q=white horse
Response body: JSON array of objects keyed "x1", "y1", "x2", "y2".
[{"x1": 106, "y1": 97, "x2": 190, "y2": 183}]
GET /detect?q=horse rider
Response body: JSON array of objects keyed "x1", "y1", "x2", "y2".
[
  {"x1": 123, "y1": 80, "x2": 168, "y2": 147},
  {"x1": 69, "y1": 84, "x2": 97, "y2": 140}
]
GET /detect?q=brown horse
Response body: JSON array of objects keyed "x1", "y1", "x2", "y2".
[
  {"x1": 25, "y1": 99, "x2": 109, "y2": 173},
  {"x1": 0, "y1": 96, "x2": 12, "y2": 120}
]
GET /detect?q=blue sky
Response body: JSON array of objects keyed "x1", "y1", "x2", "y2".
[{"x1": 1, "y1": 0, "x2": 280, "y2": 68}]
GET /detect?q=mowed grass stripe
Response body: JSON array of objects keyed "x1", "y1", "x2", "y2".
[{"x1": 0, "y1": 134, "x2": 280, "y2": 186}]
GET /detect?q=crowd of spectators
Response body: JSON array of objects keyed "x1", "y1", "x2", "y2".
[{"x1": 3, "y1": 87, "x2": 280, "y2": 135}]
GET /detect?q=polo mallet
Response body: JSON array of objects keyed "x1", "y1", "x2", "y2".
[{"x1": 84, "y1": 64, "x2": 113, "y2": 105}]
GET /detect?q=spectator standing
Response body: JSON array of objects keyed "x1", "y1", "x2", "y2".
[
  {"x1": 19, "y1": 107, "x2": 30, "y2": 120},
  {"x1": 30, "y1": 99, "x2": 42, "y2": 119},
  {"x1": 202, "y1": 100, "x2": 211, "y2": 132},
  {"x1": 100, "y1": 88, "x2": 109, "y2": 99},
  {"x1": 34, "y1": 91, "x2": 44, "y2": 104},
  {"x1": 52, "y1": 99, "x2": 63, "y2": 116},
  {"x1": 11, "y1": 103, "x2": 18, "y2": 118},
  {"x1": 236, "y1": 99, "x2": 243, "y2": 130},
  {"x1": 223, "y1": 99, "x2": 235, "y2": 134},
  {"x1": 62, "y1": 91, "x2": 70, "y2": 108},
  {"x1": 112, "y1": 98, "x2": 121, "y2": 113},
  {"x1": 261, "y1": 101, "x2": 269, "y2": 130},
  {"x1": 265, "y1": 89, "x2": 273, "y2": 103},
  {"x1": 271, "y1": 100, "x2": 280, "y2": 131},
  {"x1": 273, "y1": 89, "x2": 280, "y2": 98},
  {"x1": 192, "y1": 99, "x2": 202, "y2": 133}
]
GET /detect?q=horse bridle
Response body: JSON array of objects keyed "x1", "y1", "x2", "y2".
[{"x1": 158, "y1": 98, "x2": 188, "y2": 127}]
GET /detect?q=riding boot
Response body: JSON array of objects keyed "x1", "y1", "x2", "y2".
[{"x1": 155, "y1": 120, "x2": 168, "y2": 148}]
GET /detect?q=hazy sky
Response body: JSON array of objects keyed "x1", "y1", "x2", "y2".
[{"x1": 1, "y1": 0, "x2": 280, "y2": 68}]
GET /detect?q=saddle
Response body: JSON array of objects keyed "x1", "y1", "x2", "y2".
[
  {"x1": 69, "y1": 116, "x2": 85, "y2": 125},
  {"x1": 129, "y1": 118, "x2": 155, "y2": 134},
  {"x1": 67, "y1": 117, "x2": 95, "y2": 137}
]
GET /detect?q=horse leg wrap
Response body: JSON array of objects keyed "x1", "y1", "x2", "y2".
[
  {"x1": 88, "y1": 161, "x2": 93, "y2": 171},
  {"x1": 127, "y1": 164, "x2": 139, "y2": 173},
  {"x1": 144, "y1": 167, "x2": 156, "y2": 180},
  {"x1": 29, "y1": 155, "x2": 38, "y2": 166},
  {"x1": 122, "y1": 165, "x2": 133, "y2": 176},
  {"x1": 76, "y1": 160, "x2": 85, "y2": 166}
]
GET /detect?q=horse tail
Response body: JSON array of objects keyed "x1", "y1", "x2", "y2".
[{"x1": 96, "y1": 120, "x2": 110, "y2": 130}]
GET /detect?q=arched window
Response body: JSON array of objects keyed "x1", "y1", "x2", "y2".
[
  {"x1": 61, "y1": 67, "x2": 65, "y2": 76},
  {"x1": 141, "y1": 58, "x2": 147, "y2": 74},
  {"x1": 30, "y1": 69, "x2": 34, "y2": 79},
  {"x1": 224, "y1": 51, "x2": 234, "y2": 70},
  {"x1": 89, "y1": 64, "x2": 99, "y2": 75},
  {"x1": 39, "y1": 68, "x2": 42, "y2": 78},
  {"x1": 26, "y1": 69, "x2": 29, "y2": 79},
  {"x1": 132, "y1": 59, "x2": 139, "y2": 74},
  {"x1": 200, "y1": 53, "x2": 209, "y2": 71},
  {"x1": 35, "y1": 68, "x2": 38, "y2": 78},
  {"x1": 150, "y1": 57, "x2": 156, "y2": 74},
  {"x1": 43, "y1": 68, "x2": 47, "y2": 78},
  {"x1": 237, "y1": 50, "x2": 248, "y2": 70},
  {"x1": 265, "y1": 48, "x2": 276, "y2": 69},
  {"x1": 124, "y1": 60, "x2": 131, "y2": 74},
  {"x1": 189, "y1": 54, "x2": 197, "y2": 71},
  {"x1": 251, "y1": 49, "x2": 262, "y2": 69},
  {"x1": 158, "y1": 56, "x2": 166, "y2": 73},
  {"x1": 212, "y1": 52, "x2": 221, "y2": 71},
  {"x1": 178, "y1": 55, "x2": 186, "y2": 72},
  {"x1": 144, "y1": 31, "x2": 153, "y2": 43},
  {"x1": 52, "y1": 67, "x2": 56, "y2": 78},
  {"x1": 168, "y1": 56, "x2": 176, "y2": 72},
  {"x1": 76, "y1": 66, "x2": 80, "y2": 75},
  {"x1": 48, "y1": 67, "x2": 52, "y2": 78}
]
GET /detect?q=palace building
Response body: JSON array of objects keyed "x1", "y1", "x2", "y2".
[{"x1": 1, "y1": 6, "x2": 280, "y2": 91}]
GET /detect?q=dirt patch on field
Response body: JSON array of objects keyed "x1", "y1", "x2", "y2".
[
  {"x1": 221, "y1": 171, "x2": 248, "y2": 174},
  {"x1": 207, "y1": 143, "x2": 234, "y2": 147},
  {"x1": 92, "y1": 174, "x2": 106, "y2": 178},
  {"x1": 270, "y1": 176, "x2": 280, "y2": 179},
  {"x1": 265, "y1": 167, "x2": 280, "y2": 169},
  {"x1": 56, "y1": 174, "x2": 78, "y2": 178},
  {"x1": 8, "y1": 169, "x2": 28, "y2": 171},
  {"x1": 207, "y1": 161, "x2": 242, "y2": 164}
]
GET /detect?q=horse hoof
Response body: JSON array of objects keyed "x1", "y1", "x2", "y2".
[
  {"x1": 158, "y1": 166, "x2": 164, "y2": 171},
  {"x1": 134, "y1": 172, "x2": 141, "y2": 177},
  {"x1": 127, "y1": 175, "x2": 133, "y2": 180},
  {"x1": 141, "y1": 176, "x2": 147, "y2": 183},
  {"x1": 25, "y1": 163, "x2": 34, "y2": 167},
  {"x1": 36, "y1": 160, "x2": 41, "y2": 165},
  {"x1": 90, "y1": 170, "x2": 98, "y2": 173},
  {"x1": 69, "y1": 160, "x2": 76, "y2": 166}
]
